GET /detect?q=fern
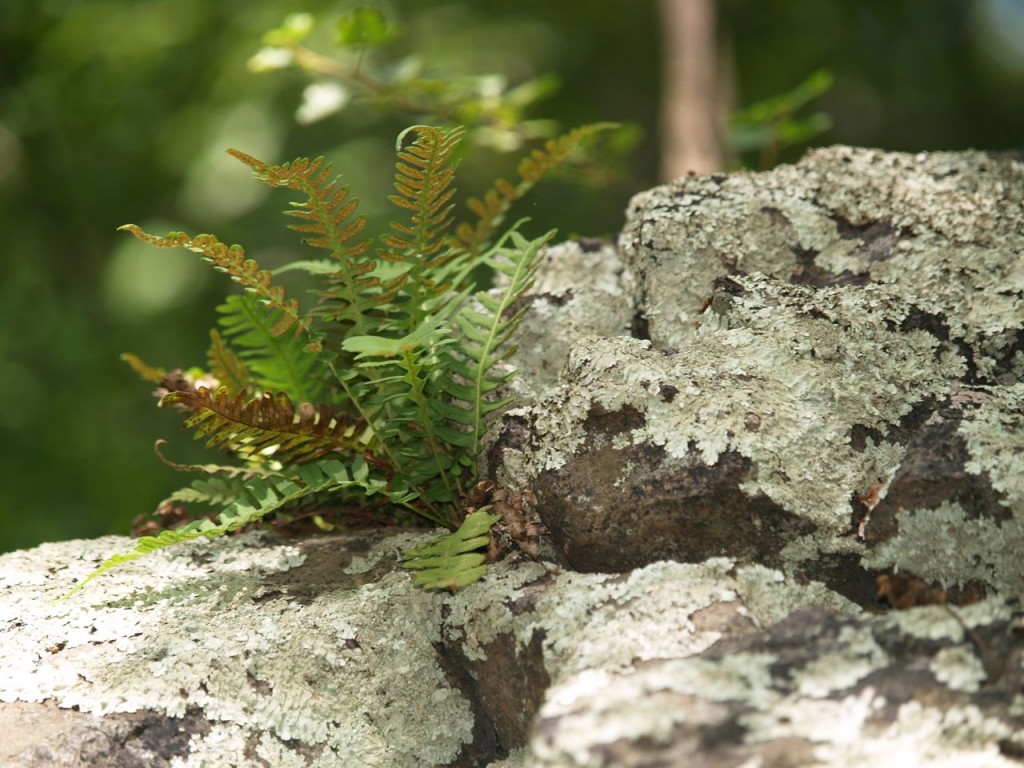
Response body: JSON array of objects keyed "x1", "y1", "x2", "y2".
[
  {"x1": 453, "y1": 122, "x2": 619, "y2": 260},
  {"x1": 437, "y1": 229, "x2": 552, "y2": 458},
  {"x1": 72, "y1": 121, "x2": 615, "y2": 597},
  {"x1": 169, "y1": 476, "x2": 251, "y2": 508},
  {"x1": 65, "y1": 458, "x2": 392, "y2": 599},
  {"x1": 402, "y1": 509, "x2": 502, "y2": 591},
  {"x1": 214, "y1": 294, "x2": 325, "y2": 403},
  {"x1": 228, "y1": 149, "x2": 377, "y2": 332},
  {"x1": 207, "y1": 329, "x2": 252, "y2": 394},
  {"x1": 380, "y1": 125, "x2": 463, "y2": 314},
  {"x1": 117, "y1": 225, "x2": 314, "y2": 340},
  {"x1": 161, "y1": 387, "x2": 367, "y2": 465}
]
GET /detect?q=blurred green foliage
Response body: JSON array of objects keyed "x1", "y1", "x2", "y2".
[{"x1": 2, "y1": 0, "x2": 1022, "y2": 552}]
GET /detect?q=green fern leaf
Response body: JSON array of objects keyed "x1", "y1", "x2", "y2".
[
  {"x1": 435, "y1": 229, "x2": 553, "y2": 459},
  {"x1": 64, "y1": 458, "x2": 389, "y2": 599},
  {"x1": 169, "y1": 475, "x2": 250, "y2": 508},
  {"x1": 117, "y1": 225, "x2": 315, "y2": 341},
  {"x1": 61, "y1": 527, "x2": 210, "y2": 600},
  {"x1": 340, "y1": 289, "x2": 471, "y2": 513},
  {"x1": 215, "y1": 293, "x2": 324, "y2": 403},
  {"x1": 161, "y1": 386, "x2": 366, "y2": 465},
  {"x1": 401, "y1": 509, "x2": 501, "y2": 591}
]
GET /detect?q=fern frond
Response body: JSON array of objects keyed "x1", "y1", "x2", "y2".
[
  {"x1": 401, "y1": 508, "x2": 501, "y2": 591},
  {"x1": 215, "y1": 294, "x2": 324, "y2": 403},
  {"x1": 121, "y1": 353, "x2": 166, "y2": 384},
  {"x1": 453, "y1": 122, "x2": 619, "y2": 261},
  {"x1": 162, "y1": 386, "x2": 366, "y2": 465},
  {"x1": 117, "y1": 225, "x2": 314, "y2": 341},
  {"x1": 435, "y1": 230, "x2": 553, "y2": 458},
  {"x1": 151, "y1": 438, "x2": 272, "y2": 475},
  {"x1": 380, "y1": 125, "x2": 463, "y2": 263},
  {"x1": 62, "y1": 527, "x2": 209, "y2": 600},
  {"x1": 153, "y1": 439, "x2": 278, "y2": 482},
  {"x1": 342, "y1": 293, "x2": 471, "y2": 511},
  {"x1": 63, "y1": 458, "x2": 387, "y2": 600},
  {"x1": 207, "y1": 329, "x2": 252, "y2": 394},
  {"x1": 229, "y1": 150, "x2": 371, "y2": 259},
  {"x1": 516, "y1": 121, "x2": 620, "y2": 184},
  {"x1": 227, "y1": 149, "x2": 378, "y2": 331},
  {"x1": 375, "y1": 126, "x2": 465, "y2": 317},
  {"x1": 452, "y1": 178, "x2": 519, "y2": 262},
  {"x1": 168, "y1": 475, "x2": 250, "y2": 508}
]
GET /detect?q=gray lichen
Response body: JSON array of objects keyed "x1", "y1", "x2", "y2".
[
  {"x1": 529, "y1": 600, "x2": 1024, "y2": 768},
  {"x1": 0, "y1": 531, "x2": 472, "y2": 767},
  {"x1": 0, "y1": 531, "x2": 861, "y2": 767},
  {"x1": 619, "y1": 147, "x2": 1024, "y2": 383},
  {"x1": 493, "y1": 273, "x2": 967, "y2": 577},
  {"x1": 863, "y1": 383, "x2": 1024, "y2": 594},
  {"x1": 487, "y1": 145, "x2": 1023, "y2": 599}
]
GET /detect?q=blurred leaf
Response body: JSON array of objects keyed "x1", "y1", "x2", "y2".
[
  {"x1": 731, "y1": 68, "x2": 834, "y2": 128},
  {"x1": 262, "y1": 12, "x2": 314, "y2": 47},
  {"x1": 335, "y1": 7, "x2": 398, "y2": 48},
  {"x1": 727, "y1": 69, "x2": 834, "y2": 163}
]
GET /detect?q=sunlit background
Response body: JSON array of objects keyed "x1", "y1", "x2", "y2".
[{"x1": 2, "y1": 0, "x2": 1022, "y2": 552}]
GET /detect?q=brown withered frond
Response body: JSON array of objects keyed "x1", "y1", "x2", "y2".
[
  {"x1": 117, "y1": 225, "x2": 312, "y2": 339},
  {"x1": 228, "y1": 150, "x2": 371, "y2": 263},
  {"x1": 162, "y1": 387, "x2": 366, "y2": 465},
  {"x1": 228, "y1": 150, "x2": 378, "y2": 326},
  {"x1": 455, "y1": 122, "x2": 619, "y2": 260},
  {"x1": 379, "y1": 126, "x2": 463, "y2": 267},
  {"x1": 207, "y1": 329, "x2": 252, "y2": 394}
]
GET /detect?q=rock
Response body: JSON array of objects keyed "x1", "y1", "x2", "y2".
[
  {"x1": 531, "y1": 602, "x2": 1024, "y2": 768},
  {"x1": 487, "y1": 146, "x2": 1024, "y2": 604},
  {"x1": 863, "y1": 383, "x2": 1024, "y2": 597},
  {"x1": 2, "y1": 532, "x2": 1022, "y2": 767},
  {"x1": 0, "y1": 530, "x2": 479, "y2": 768},
  {"x1": 1, "y1": 530, "x2": 852, "y2": 767},
  {"x1": 619, "y1": 146, "x2": 1024, "y2": 384},
  {"x1": 499, "y1": 238, "x2": 638, "y2": 402}
]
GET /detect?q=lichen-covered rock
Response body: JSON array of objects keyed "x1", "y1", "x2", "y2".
[
  {"x1": 1, "y1": 531, "x2": 855, "y2": 767},
  {"x1": 488, "y1": 146, "x2": 1024, "y2": 603},
  {"x1": 619, "y1": 147, "x2": 1024, "y2": 383},
  {"x1": 863, "y1": 383, "x2": 1024, "y2": 596},
  {"x1": 491, "y1": 273, "x2": 969, "y2": 599},
  {"x1": 499, "y1": 238, "x2": 638, "y2": 402},
  {"x1": 3, "y1": 532, "x2": 1022, "y2": 768},
  {"x1": 4, "y1": 147, "x2": 1024, "y2": 767},
  {"x1": 531, "y1": 601, "x2": 1024, "y2": 768},
  {"x1": 0, "y1": 530, "x2": 478, "y2": 768}
]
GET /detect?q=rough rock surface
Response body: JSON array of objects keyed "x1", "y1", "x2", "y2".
[
  {"x1": 489, "y1": 145, "x2": 1024, "y2": 604},
  {"x1": 3, "y1": 531, "x2": 1023, "y2": 767},
  {"x1": 3, "y1": 147, "x2": 1024, "y2": 766}
]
